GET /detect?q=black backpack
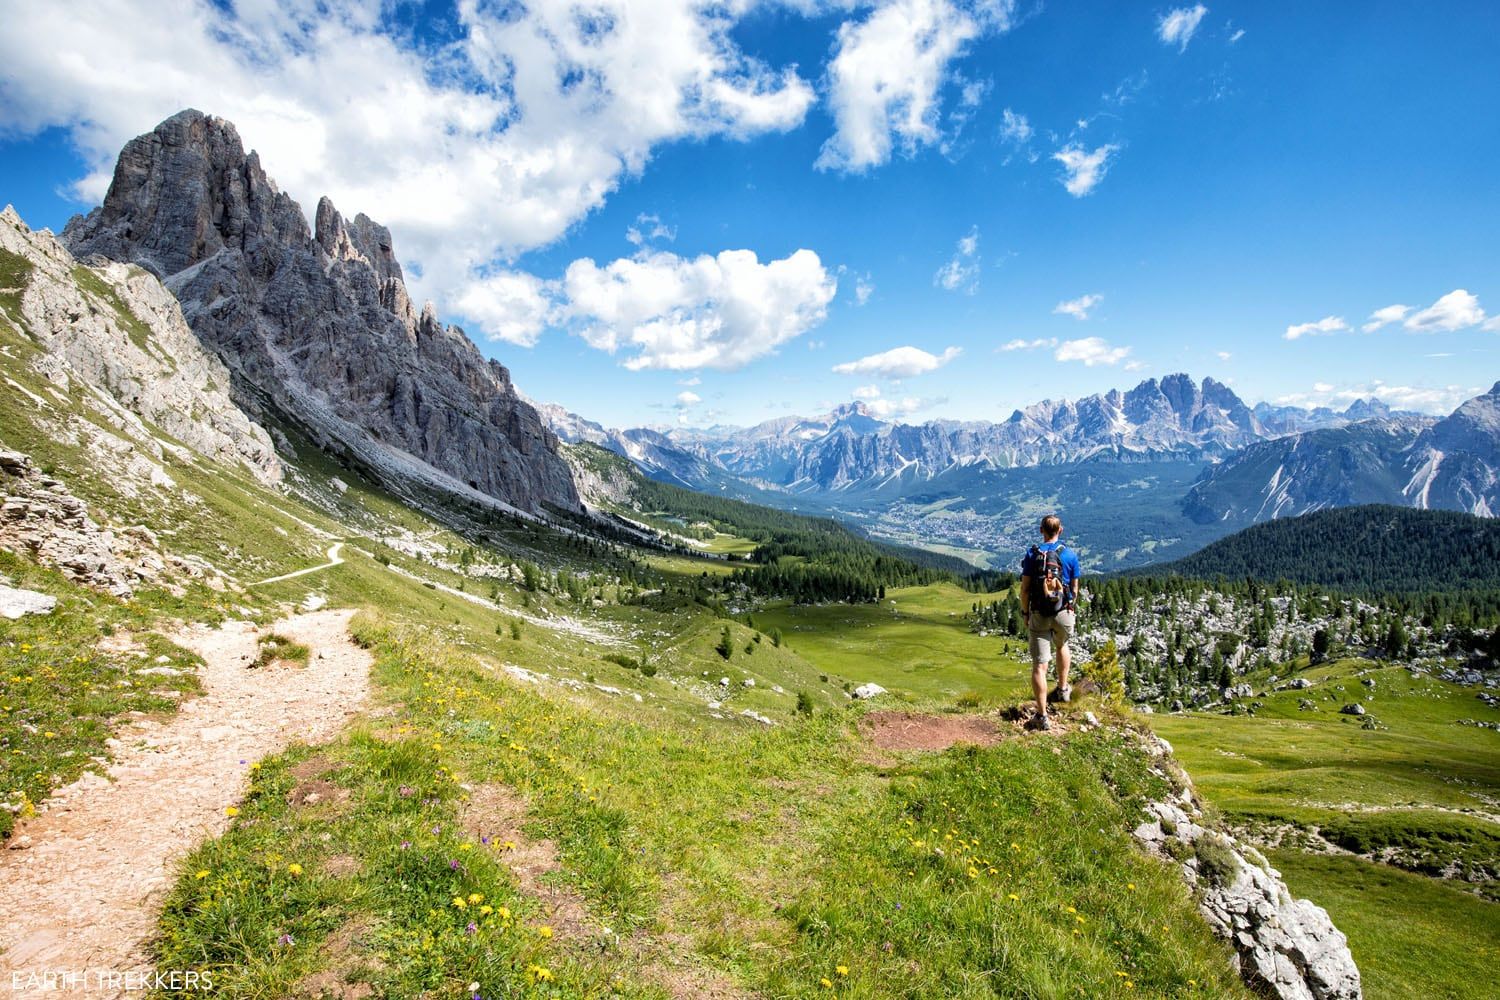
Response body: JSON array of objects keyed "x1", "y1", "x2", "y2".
[{"x1": 1028, "y1": 543, "x2": 1071, "y2": 615}]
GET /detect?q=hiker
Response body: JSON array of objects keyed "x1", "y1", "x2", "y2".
[{"x1": 1019, "y1": 514, "x2": 1081, "y2": 731}]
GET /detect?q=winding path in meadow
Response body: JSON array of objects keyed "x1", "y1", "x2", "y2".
[
  {"x1": 0, "y1": 609, "x2": 370, "y2": 997},
  {"x1": 250, "y1": 540, "x2": 345, "y2": 586}
]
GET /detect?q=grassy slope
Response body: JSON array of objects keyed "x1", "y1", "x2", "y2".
[
  {"x1": 1151, "y1": 659, "x2": 1500, "y2": 998},
  {"x1": 155, "y1": 613, "x2": 1250, "y2": 999},
  {"x1": 1269, "y1": 851, "x2": 1498, "y2": 1000}
]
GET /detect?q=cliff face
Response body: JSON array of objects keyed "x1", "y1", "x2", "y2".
[
  {"x1": 63, "y1": 110, "x2": 579, "y2": 515},
  {"x1": 0, "y1": 205, "x2": 281, "y2": 485}
]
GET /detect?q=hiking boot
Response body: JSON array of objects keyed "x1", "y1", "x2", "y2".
[
  {"x1": 1030, "y1": 713, "x2": 1053, "y2": 732},
  {"x1": 1048, "y1": 684, "x2": 1072, "y2": 704}
]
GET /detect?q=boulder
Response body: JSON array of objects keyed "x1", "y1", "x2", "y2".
[
  {"x1": 0, "y1": 584, "x2": 56, "y2": 619},
  {"x1": 1340, "y1": 704, "x2": 1366, "y2": 716},
  {"x1": 852, "y1": 682, "x2": 887, "y2": 700}
]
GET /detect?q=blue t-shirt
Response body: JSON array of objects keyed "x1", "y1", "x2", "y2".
[{"x1": 1021, "y1": 541, "x2": 1081, "y2": 603}]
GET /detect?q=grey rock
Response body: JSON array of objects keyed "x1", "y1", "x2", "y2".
[
  {"x1": 0, "y1": 584, "x2": 57, "y2": 619},
  {"x1": 1132, "y1": 733, "x2": 1362, "y2": 1000},
  {"x1": 63, "y1": 110, "x2": 578, "y2": 516},
  {"x1": 0, "y1": 206, "x2": 280, "y2": 484},
  {"x1": 852, "y1": 682, "x2": 887, "y2": 700},
  {"x1": 0, "y1": 449, "x2": 166, "y2": 596},
  {"x1": 1340, "y1": 703, "x2": 1366, "y2": 716}
]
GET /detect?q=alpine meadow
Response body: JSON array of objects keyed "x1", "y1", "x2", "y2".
[{"x1": 1, "y1": 4, "x2": 1497, "y2": 1000}]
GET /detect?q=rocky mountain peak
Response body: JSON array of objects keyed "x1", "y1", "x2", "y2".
[{"x1": 64, "y1": 110, "x2": 578, "y2": 516}]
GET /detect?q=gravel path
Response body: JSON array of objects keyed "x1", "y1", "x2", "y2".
[{"x1": 0, "y1": 609, "x2": 371, "y2": 996}]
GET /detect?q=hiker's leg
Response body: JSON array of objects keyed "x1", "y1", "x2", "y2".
[
  {"x1": 1054, "y1": 611, "x2": 1075, "y2": 694},
  {"x1": 1028, "y1": 613, "x2": 1051, "y2": 715}
]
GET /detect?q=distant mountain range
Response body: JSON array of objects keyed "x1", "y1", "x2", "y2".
[
  {"x1": 542, "y1": 378, "x2": 1499, "y2": 571},
  {"x1": 547, "y1": 375, "x2": 1408, "y2": 494}
]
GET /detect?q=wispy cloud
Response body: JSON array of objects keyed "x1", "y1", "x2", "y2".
[
  {"x1": 626, "y1": 213, "x2": 676, "y2": 248},
  {"x1": 1157, "y1": 5, "x2": 1209, "y2": 52},
  {"x1": 833, "y1": 345, "x2": 963, "y2": 378},
  {"x1": 998, "y1": 337, "x2": 1057, "y2": 352},
  {"x1": 1053, "y1": 143, "x2": 1120, "y2": 197},
  {"x1": 1283, "y1": 315, "x2": 1348, "y2": 341},
  {"x1": 1362, "y1": 303, "x2": 1411, "y2": 333},
  {"x1": 1053, "y1": 293, "x2": 1103, "y2": 320},
  {"x1": 934, "y1": 226, "x2": 981, "y2": 293},
  {"x1": 817, "y1": 0, "x2": 1017, "y2": 172},
  {"x1": 1275, "y1": 380, "x2": 1483, "y2": 415}
]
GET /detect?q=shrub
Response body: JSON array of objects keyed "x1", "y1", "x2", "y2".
[
  {"x1": 796, "y1": 692, "x2": 814, "y2": 715},
  {"x1": 640, "y1": 662, "x2": 658, "y2": 678},
  {"x1": 1082, "y1": 641, "x2": 1125, "y2": 707},
  {"x1": 1193, "y1": 833, "x2": 1240, "y2": 888}
]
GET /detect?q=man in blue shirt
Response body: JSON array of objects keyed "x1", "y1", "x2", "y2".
[{"x1": 1019, "y1": 514, "x2": 1082, "y2": 731}]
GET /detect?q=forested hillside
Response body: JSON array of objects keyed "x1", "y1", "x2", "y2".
[{"x1": 1142, "y1": 505, "x2": 1500, "y2": 594}]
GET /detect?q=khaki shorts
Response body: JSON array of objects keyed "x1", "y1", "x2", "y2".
[{"x1": 1028, "y1": 609, "x2": 1076, "y2": 666}]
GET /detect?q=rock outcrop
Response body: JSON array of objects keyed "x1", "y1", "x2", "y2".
[
  {"x1": 0, "y1": 206, "x2": 280, "y2": 484},
  {"x1": 0, "y1": 449, "x2": 157, "y2": 597},
  {"x1": 1132, "y1": 734, "x2": 1362, "y2": 1000},
  {"x1": 62, "y1": 110, "x2": 579, "y2": 516}
]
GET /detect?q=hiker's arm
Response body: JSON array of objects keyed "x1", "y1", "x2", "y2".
[{"x1": 1019, "y1": 575, "x2": 1031, "y2": 615}]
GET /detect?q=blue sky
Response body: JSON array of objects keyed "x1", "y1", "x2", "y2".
[{"x1": 2, "y1": 1, "x2": 1497, "y2": 428}]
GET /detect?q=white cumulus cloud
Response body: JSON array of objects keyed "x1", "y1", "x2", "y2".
[
  {"x1": 833, "y1": 345, "x2": 963, "y2": 378},
  {"x1": 1054, "y1": 337, "x2": 1131, "y2": 367},
  {"x1": 1053, "y1": 293, "x2": 1102, "y2": 320},
  {"x1": 1053, "y1": 143, "x2": 1120, "y2": 197},
  {"x1": 563, "y1": 248, "x2": 837, "y2": 371},
  {"x1": 852, "y1": 384, "x2": 882, "y2": 400},
  {"x1": 453, "y1": 270, "x2": 555, "y2": 347},
  {"x1": 1157, "y1": 5, "x2": 1209, "y2": 52},
  {"x1": 817, "y1": 0, "x2": 1016, "y2": 173},
  {"x1": 1283, "y1": 315, "x2": 1349, "y2": 341},
  {"x1": 0, "y1": 0, "x2": 816, "y2": 343},
  {"x1": 675, "y1": 390, "x2": 702, "y2": 406},
  {"x1": 1403, "y1": 289, "x2": 1486, "y2": 333},
  {"x1": 1362, "y1": 303, "x2": 1411, "y2": 333}
]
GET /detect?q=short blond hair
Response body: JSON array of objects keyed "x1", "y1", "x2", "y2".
[{"x1": 1040, "y1": 515, "x2": 1062, "y2": 539}]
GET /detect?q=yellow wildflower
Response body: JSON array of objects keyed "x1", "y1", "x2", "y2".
[
  {"x1": 195, "y1": 870, "x2": 210, "y2": 880},
  {"x1": 820, "y1": 978, "x2": 833, "y2": 988},
  {"x1": 287, "y1": 863, "x2": 303, "y2": 876},
  {"x1": 538, "y1": 925, "x2": 554, "y2": 939},
  {"x1": 467, "y1": 892, "x2": 483, "y2": 904},
  {"x1": 224, "y1": 806, "x2": 240, "y2": 817},
  {"x1": 452, "y1": 896, "x2": 468, "y2": 909},
  {"x1": 836, "y1": 965, "x2": 849, "y2": 977}
]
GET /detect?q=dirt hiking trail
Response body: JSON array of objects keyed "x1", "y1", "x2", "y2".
[{"x1": 0, "y1": 609, "x2": 371, "y2": 996}]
